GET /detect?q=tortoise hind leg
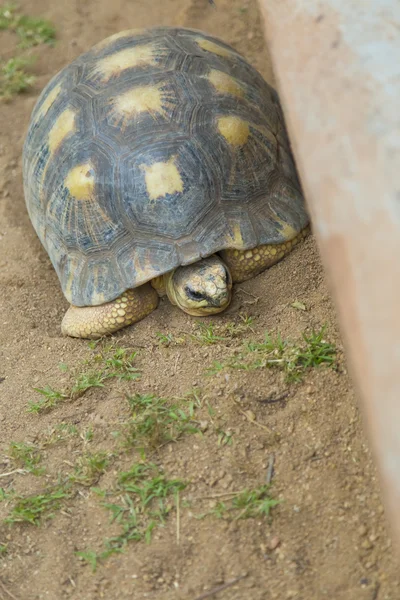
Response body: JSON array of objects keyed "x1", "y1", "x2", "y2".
[
  {"x1": 61, "y1": 283, "x2": 159, "y2": 339},
  {"x1": 220, "y1": 226, "x2": 310, "y2": 283}
]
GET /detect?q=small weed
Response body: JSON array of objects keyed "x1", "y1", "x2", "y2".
[
  {"x1": 79, "y1": 464, "x2": 186, "y2": 568},
  {"x1": 69, "y1": 451, "x2": 110, "y2": 486},
  {"x1": 122, "y1": 393, "x2": 198, "y2": 450},
  {"x1": 70, "y1": 371, "x2": 106, "y2": 399},
  {"x1": 216, "y1": 429, "x2": 233, "y2": 447},
  {"x1": 0, "y1": 544, "x2": 8, "y2": 556},
  {"x1": 206, "y1": 360, "x2": 225, "y2": 376},
  {"x1": 0, "y1": 4, "x2": 55, "y2": 48},
  {"x1": 297, "y1": 328, "x2": 337, "y2": 369},
  {"x1": 197, "y1": 485, "x2": 279, "y2": 520},
  {"x1": 104, "y1": 464, "x2": 185, "y2": 550},
  {"x1": 231, "y1": 486, "x2": 280, "y2": 519},
  {"x1": 0, "y1": 56, "x2": 35, "y2": 100},
  {"x1": 224, "y1": 314, "x2": 255, "y2": 337},
  {"x1": 156, "y1": 331, "x2": 175, "y2": 346},
  {"x1": 0, "y1": 487, "x2": 13, "y2": 501},
  {"x1": 28, "y1": 385, "x2": 67, "y2": 413},
  {"x1": 4, "y1": 485, "x2": 70, "y2": 525},
  {"x1": 192, "y1": 322, "x2": 227, "y2": 345},
  {"x1": 8, "y1": 441, "x2": 44, "y2": 475},
  {"x1": 205, "y1": 325, "x2": 336, "y2": 382},
  {"x1": 29, "y1": 345, "x2": 141, "y2": 414},
  {"x1": 103, "y1": 348, "x2": 141, "y2": 381},
  {"x1": 42, "y1": 422, "x2": 79, "y2": 446},
  {"x1": 76, "y1": 549, "x2": 99, "y2": 572},
  {"x1": 80, "y1": 426, "x2": 94, "y2": 444}
]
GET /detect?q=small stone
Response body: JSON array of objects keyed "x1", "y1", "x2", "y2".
[
  {"x1": 268, "y1": 536, "x2": 280, "y2": 550},
  {"x1": 245, "y1": 409, "x2": 256, "y2": 421},
  {"x1": 358, "y1": 525, "x2": 368, "y2": 536},
  {"x1": 199, "y1": 421, "x2": 208, "y2": 432}
]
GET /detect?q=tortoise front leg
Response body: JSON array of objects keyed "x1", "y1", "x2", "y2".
[
  {"x1": 219, "y1": 226, "x2": 310, "y2": 283},
  {"x1": 61, "y1": 283, "x2": 159, "y2": 339}
]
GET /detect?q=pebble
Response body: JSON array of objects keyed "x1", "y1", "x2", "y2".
[
  {"x1": 358, "y1": 525, "x2": 368, "y2": 536},
  {"x1": 268, "y1": 536, "x2": 281, "y2": 550}
]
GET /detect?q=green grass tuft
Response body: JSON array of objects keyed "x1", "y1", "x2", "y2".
[
  {"x1": 0, "y1": 56, "x2": 35, "y2": 100},
  {"x1": 122, "y1": 393, "x2": 198, "y2": 450},
  {"x1": 29, "y1": 345, "x2": 142, "y2": 414},
  {"x1": 0, "y1": 4, "x2": 55, "y2": 48},
  {"x1": 4, "y1": 486, "x2": 70, "y2": 525},
  {"x1": 69, "y1": 451, "x2": 111, "y2": 487},
  {"x1": 206, "y1": 325, "x2": 337, "y2": 382},
  {"x1": 197, "y1": 485, "x2": 279, "y2": 520},
  {"x1": 8, "y1": 441, "x2": 44, "y2": 475}
]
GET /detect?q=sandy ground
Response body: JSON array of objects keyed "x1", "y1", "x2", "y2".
[{"x1": 0, "y1": 1, "x2": 399, "y2": 599}]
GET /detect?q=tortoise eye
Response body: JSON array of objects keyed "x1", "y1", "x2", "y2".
[{"x1": 185, "y1": 287, "x2": 203, "y2": 301}]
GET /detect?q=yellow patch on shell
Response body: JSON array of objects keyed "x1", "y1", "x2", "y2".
[
  {"x1": 141, "y1": 157, "x2": 184, "y2": 201},
  {"x1": 207, "y1": 70, "x2": 244, "y2": 98},
  {"x1": 226, "y1": 223, "x2": 245, "y2": 248},
  {"x1": 217, "y1": 115, "x2": 250, "y2": 147},
  {"x1": 274, "y1": 217, "x2": 299, "y2": 241},
  {"x1": 35, "y1": 83, "x2": 62, "y2": 121},
  {"x1": 196, "y1": 38, "x2": 235, "y2": 58},
  {"x1": 113, "y1": 84, "x2": 164, "y2": 120},
  {"x1": 64, "y1": 163, "x2": 96, "y2": 201},
  {"x1": 93, "y1": 29, "x2": 147, "y2": 52},
  {"x1": 48, "y1": 108, "x2": 76, "y2": 153},
  {"x1": 94, "y1": 44, "x2": 157, "y2": 79}
]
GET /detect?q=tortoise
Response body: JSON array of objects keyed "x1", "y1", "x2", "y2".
[{"x1": 23, "y1": 27, "x2": 309, "y2": 339}]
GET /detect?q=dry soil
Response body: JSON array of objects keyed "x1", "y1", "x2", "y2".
[{"x1": 0, "y1": 1, "x2": 399, "y2": 599}]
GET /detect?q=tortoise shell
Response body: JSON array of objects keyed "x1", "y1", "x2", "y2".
[{"x1": 23, "y1": 27, "x2": 308, "y2": 307}]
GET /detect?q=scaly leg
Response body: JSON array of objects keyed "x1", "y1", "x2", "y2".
[
  {"x1": 61, "y1": 283, "x2": 159, "y2": 339},
  {"x1": 220, "y1": 226, "x2": 310, "y2": 283}
]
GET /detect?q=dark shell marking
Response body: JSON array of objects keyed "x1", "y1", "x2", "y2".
[{"x1": 23, "y1": 27, "x2": 308, "y2": 307}]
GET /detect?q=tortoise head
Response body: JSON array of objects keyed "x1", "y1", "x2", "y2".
[{"x1": 165, "y1": 256, "x2": 232, "y2": 316}]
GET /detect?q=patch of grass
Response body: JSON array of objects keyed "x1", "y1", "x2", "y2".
[
  {"x1": 206, "y1": 360, "x2": 225, "y2": 376},
  {"x1": 76, "y1": 549, "x2": 98, "y2": 572},
  {"x1": 42, "y1": 422, "x2": 79, "y2": 446},
  {"x1": 4, "y1": 485, "x2": 70, "y2": 525},
  {"x1": 0, "y1": 5, "x2": 56, "y2": 100},
  {"x1": 122, "y1": 393, "x2": 199, "y2": 450},
  {"x1": 224, "y1": 314, "x2": 255, "y2": 337},
  {"x1": 0, "y1": 487, "x2": 13, "y2": 502},
  {"x1": 191, "y1": 322, "x2": 227, "y2": 345},
  {"x1": 216, "y1": 428, "x2": 233, "y2": 447},
  {"x1": 155, "y1": 331, "x2": 175, "y2": 346},
  {"x1": 206, "y1": 325, "x2": 336, "y2": 382},
  {"x1": 155, "y1": 331, "x2": 186, "y2": 347},
  {"x1": 102, "y1": 348, "x2": 141, "y2": 381},
  {"x1": 78, "y1": 463, "x2": 186, "y2": 569},
  {"x1": 0, "y1": 4, "x2": 55, "y2": 48},
  {"x1": 69, "y1": 451, "x2": 110, "y2": 487},
  {"x1": 8, "y1": 441, "x2": 44, "y2": 475},
  {"x1": 197, "y1": 485, "x2": 279, "y2": 520},
  {"x1": 28, "y1": 385, "x2": 67, "y2": 413},
  {"x1": 0, "y1": 56, "x2": 35, "y2": 100},
  {"x1": 70, "y1": 371, "x2": 107, "y2": 398},
  {"x1": 29, "y1": 345, "x2": 141, "y2": 414}
]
